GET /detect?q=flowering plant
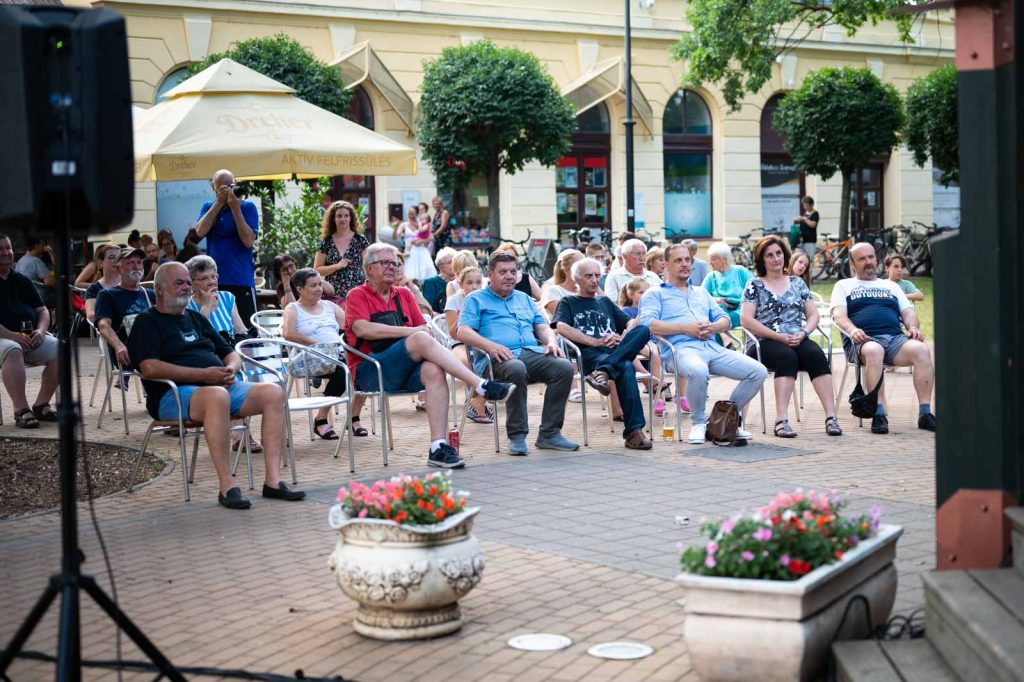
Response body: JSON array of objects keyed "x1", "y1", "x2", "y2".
[
  {"x1": 336, "y1": 471, "x2": 469, "y2": 525},
  {"x1": 679, "y1": 490, "x2": 880, "y2": 581}
]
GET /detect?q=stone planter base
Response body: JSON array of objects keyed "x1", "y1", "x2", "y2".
[
  {"x1": 677, "y1": 524, "x2": 902, "y2": 682},
  {"x1": 328, "y1": 506, "x2": 484, "y2": 641}
]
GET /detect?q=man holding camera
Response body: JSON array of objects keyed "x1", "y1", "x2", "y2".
[{"x1": 195, "y1": 169, "x2": 258, "y2": 330}]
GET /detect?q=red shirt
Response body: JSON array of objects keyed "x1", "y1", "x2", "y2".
[{"x1": 343, "y1": 283, "x2": 426, "y2": 374}]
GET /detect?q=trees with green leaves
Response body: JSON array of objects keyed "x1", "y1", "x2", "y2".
[
  {"x1": 772, "y1": 67, "x2": 904, "y2": 240},
  {"x1": 188, "y1": 33, "x2": 351, "y2": 116},
  {"x1": 417, "y1": 40, "x2": 576, "y2": 236},
  {"x1": 671, "y1": 0, "x2": 914, "y2": 111},
  {"x1": 905, "y1": 64, "x2": 958, "y2": 187}
]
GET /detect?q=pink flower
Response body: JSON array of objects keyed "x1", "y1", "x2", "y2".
[
  {"x1": 706, "y1": 541, "x2": 719, "y2": 555},
  {"x1": 704, "y1": 554, "x2": 717, "y2": 569},
  {"x1": 357, "y1": 508, "x2": 368, "y2": 518},
  {"x1": 721, "y1": 519, "x2": 736, "y2": 535},
  {"x1": 780, "y1": 554, "x2": 790, "y2": 567},
  {"x1": 741, "y1": 551, "x2": 755, "y2": 562},
  {"x1": 753, "y1": 527, "x2": 772, "y2": 542}
]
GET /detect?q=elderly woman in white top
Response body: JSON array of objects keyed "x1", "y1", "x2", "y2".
[
  {"x1": 540, "y1": 248, "x2": 583, "y2": 317},
  {"x1": 282, "y1": 268, "x2": 367, "y2": 439}
]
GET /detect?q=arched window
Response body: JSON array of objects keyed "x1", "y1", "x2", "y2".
[
  {"x1": 154, "y1": 67, "x2": 190, "y2": 104},
  {"x1": 760, "y1": 93, "x2": 804, "y2": 233},
  {"x1": 334, "y1": 86, "x2": 377, "y2": 239},
  {"x1": 556, "y1": 102, "x2": 611, "y2": 242},
  {"x1": 663, "y1": 90, "x2": 712, "y2": 238}
]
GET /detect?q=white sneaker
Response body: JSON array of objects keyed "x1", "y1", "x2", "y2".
[
  {"x1": 736, "y1": 426, "x2": 754, "y2": 440},
  {"x1": 688, "y1": 423, "x2": 707, "y2": 444}
]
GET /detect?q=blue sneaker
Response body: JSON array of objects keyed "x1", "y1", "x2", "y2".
[
  {"x1": 428, "y1": 443, "x2": 465, "y2": 469},
  {"x1": 535, "y1": 434, "x2": 579, "y2": 451},
  {"x1": 481, "y1": 380, "x2": 515, "y2": 403},
  {"x1": 508, "y1": 437, "x2": 529, "y2": 456}
]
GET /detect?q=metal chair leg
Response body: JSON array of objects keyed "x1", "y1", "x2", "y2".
[
  {"x1": 189, "y1": 431, "x2": 201, "y2": 484},
  {"x1": 760, "y1": 387, "x2": 767, "y2": 434},
  {"x1": 127, "y1": 423, "x2": 156, "y2": 492},
  {"x1": 119, "y1": 371, "x2": 130, "y2": 435},
  {"x1": 88, "y1": 350, "x2": 106, "y2": 407},
  {"x1": 179, "y1": 427, "x2": 191, "y2": 502}
]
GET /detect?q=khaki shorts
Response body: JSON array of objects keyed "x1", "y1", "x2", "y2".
[{"x1": 0, "y1": 333, "x2": 58, "y2": 366}]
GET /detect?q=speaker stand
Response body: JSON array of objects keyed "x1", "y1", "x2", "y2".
[{"x1": 0, "y1": 218, "x2": 183, "y2": 681}]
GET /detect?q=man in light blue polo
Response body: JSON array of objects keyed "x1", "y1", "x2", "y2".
[
  {"x1": 639, "y1": 243, "x2": 766, "y2": 444},
  {"x1": 458, "y1": 251, "x2": 577, "y2": 456}
]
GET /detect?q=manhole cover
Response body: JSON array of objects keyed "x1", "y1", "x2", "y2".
[
  {"x1": 507, "y1": 633, "x2": 573, "y2": 651},
  {"x1": 686, "y1": 442, "x2": 815, "y2": 462},
  {"x1": 587, "y1": 642, "x2": 654, "y2": 660}
]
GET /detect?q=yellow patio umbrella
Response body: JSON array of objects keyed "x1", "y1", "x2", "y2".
[{"x1": 133, "y1": 58, "x2": 417, "y2": 182}]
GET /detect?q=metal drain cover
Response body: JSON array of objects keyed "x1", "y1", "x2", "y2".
[{"x1": 507, "y1": 633, "x2": 573, "y2": 651}]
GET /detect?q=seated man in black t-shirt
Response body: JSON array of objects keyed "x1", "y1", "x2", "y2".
[
  {"x1": 0, "y1": 234, "x2": 60, "y2": 428},
  {"x1": 552, "y1": 257, "x2": 653, "y2": 450},
  {"x1": 128, "y1": 262, "x2": 305, "y2": 509}
]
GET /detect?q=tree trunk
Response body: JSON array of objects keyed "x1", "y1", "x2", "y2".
[
  {"x1": 838, "y1": 168, "x2": 852, "y2": 242},
  {"x1": 485, "y1": 161, "x2": 501, "y2": 239}
]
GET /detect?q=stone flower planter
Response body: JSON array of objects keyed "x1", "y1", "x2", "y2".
[
  {"x1": 327, "y1": 505, "x2": 484, "y2": 640},
  {"x1": 676, "y1": 524, "x2": 902, "y2": 682}
]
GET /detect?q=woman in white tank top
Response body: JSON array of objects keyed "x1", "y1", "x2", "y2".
[{"x1": 283, "y1": 269, "x2": 366, "y2": 439}]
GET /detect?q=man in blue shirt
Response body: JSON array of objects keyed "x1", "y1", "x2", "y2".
[
  {"x1": 459, "y1": 251, "x2": 577, "y2": 455},
  {"x1": 195, "y1": 169, "x2": 258, "y2": 330},
  {"x1": 639, "y1": 243, "x2": 766, "y2": 444}
]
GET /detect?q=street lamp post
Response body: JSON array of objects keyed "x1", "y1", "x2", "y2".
[{"x1": 623, "y1": 0, "x2": 636, "y2": 234}]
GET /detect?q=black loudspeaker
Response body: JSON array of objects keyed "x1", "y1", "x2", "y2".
[{"x1": 0, "y1": 5, "x2": 133, "y2": 236}]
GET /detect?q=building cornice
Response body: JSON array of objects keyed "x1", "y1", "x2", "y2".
[{"x1": 97, "y1": 0, "x2": 954, "y2": 60}]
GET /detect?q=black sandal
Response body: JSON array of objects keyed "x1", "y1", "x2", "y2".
[
  {"x1": 825, "y1": 416, "x2": 843, "y2": 436},
  {"x1": 31, "y1": 403, "x2": 58, "y2": 422},
  {"x1": 14, "y1": 409, "x2": 40, "y2": 429},
  {"x1": 350, "y1": 417, "x2": 368, "y2": 437},
  {"x1": 313, "y1": 418, "x2": 339, "y2": 440},
  {"x1": 774, "y1": 419, "x2": 798, "y2": 438}
]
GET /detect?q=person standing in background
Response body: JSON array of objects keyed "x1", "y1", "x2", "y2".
[
  {"x1": 194, "y1": 169, "x2": 259, "y2": 330},
  {"x1": 793, "y1": 196, "x2": 819, "y2": 263}
]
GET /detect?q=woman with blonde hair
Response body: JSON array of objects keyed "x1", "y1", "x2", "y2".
[
  {"x1": 314, "y1": 200, "x2": 370, "y2": 301},
  {"x1": 444, "y1": 266, "x2": 493, "y2": 423},
  {"x1": 540, "y1": 248, "x2": 583, "y2": 316},
  {"x1": 431, "y1": 196, "x2": 453, "y2": 251},
  {"x1": 82, "y1": 244, "x2": 121, "y2": 323},
  {"x1": 446, "y1": 250, "x2": 481, "y2": 298},
  {"x1": 644, "y1": 247, "x2": 666, "y2": 279}
]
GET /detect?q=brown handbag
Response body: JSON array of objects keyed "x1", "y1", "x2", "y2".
[{"x1": 705, "y1": 400, "x2": 740, "y2": 446}]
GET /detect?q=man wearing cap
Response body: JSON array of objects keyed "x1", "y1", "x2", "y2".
[
  {"x1": 94, "y1": 247, "x2": 153, "y2": 367},
  {"x1": 194, "y1": 169, "x2": 259, "y2": 330}
]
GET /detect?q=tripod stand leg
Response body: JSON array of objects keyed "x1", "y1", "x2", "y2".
[
  {"x1": 80, "y1": 575, "x2": 184, "y2": 682},
  {"x1": 0, "y1": 577, "x2": 61, "y2": 675}
]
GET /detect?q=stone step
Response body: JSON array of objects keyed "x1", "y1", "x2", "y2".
[
  {"x1": 1008, "y1": 507, "x2": 1023, "y2": 574},
  {"x1": 833, "y1": 639, "x2": 958, "y2": 682},
  {"x1": 924, "y1": 568, "x2": 1024, "y2": 681}
]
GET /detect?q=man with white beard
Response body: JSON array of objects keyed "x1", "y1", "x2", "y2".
[
  {"x1": 94, "y1": 247, "x2": 153, "y2": 367},
  {"x1": 128, "y1": 262, "x2": 304, "y2": 509}
]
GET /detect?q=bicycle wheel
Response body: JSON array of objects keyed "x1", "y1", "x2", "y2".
[
  {"x1": 811, "y1": 250, "x2": 828, "y2": 280},
  {"x1": 524, "y1": 261, "x2": 546, "y2": 285},
  {"x1": 731, "y1": 246, "x2": 751, "y2": 269}
]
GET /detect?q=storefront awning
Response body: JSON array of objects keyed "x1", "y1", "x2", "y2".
[
  {"x1": 561, "y1": 56, "x2": 653, "y2": 136},
  {"x1": 331, "y1": 41, "x2": 415, "y2": 134}
]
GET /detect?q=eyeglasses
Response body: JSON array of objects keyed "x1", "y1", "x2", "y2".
[{"x1": 370, "y1": 260, "x2": 400, "y2": 269}]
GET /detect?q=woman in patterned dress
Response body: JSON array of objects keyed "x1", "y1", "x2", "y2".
[
  {"x1": 740, "y1": 235, "x2": 841, "y2": 438},
  {"x1": 313, "y1": 200, "x2": 370, "y2": 302}
]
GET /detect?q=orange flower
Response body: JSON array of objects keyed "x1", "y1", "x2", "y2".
[
  {"x1": 435, "y1": 509, "x2": 445, "y2": 520},
  {"x1": 413, "y1": 481, "x2": 424, "y2": 496},
  {"x1": 834, "y1": 550, "x2": 845, "y2": 560},
  {"x1": 429, "y1": 485, "x2": 438, "y2": 496},
  {"x1": 383, "y1": 503, "x2": 391, "y2": 514},
  {"x1": 425, "y1": 501, "x2": 434, "y2": 512},
  {"x1": 443, "y1": 496, "x2": 455, "y2": 510},
  {"x1": 394, "y1": 510, "x2": 408, "y2": 522},
  {"x1": 417, "y1": 499, "x2": 425, "y2": 509}
]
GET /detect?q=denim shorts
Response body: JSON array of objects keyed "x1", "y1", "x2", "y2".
[
  {"x1": 354, "y1": 338, "x2": 424, "y2": 393},
  {"x1": 843, "y1": 333, "x2": 909, "y2": 366},
  {"x1": 158, "y1": 381, "x2": 255, "y2": 421}
]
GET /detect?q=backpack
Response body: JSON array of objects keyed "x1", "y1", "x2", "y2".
[{"x1": 706, "y1": 400, "x2": 740, "y2": 446}]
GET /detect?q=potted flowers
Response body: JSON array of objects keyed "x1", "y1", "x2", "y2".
[
  {"x1": 676, "y1": 490, "x2": 902, "y2": 682},
  {"x1": 327, "y1": 472, "x2": 484, "y2": 641}
]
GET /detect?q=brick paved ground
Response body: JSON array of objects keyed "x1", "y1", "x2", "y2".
[{"x1": 0, "y1": 347, "x2": 935, "y2": 681}]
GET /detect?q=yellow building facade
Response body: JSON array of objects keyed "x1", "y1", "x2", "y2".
[{"x1": 86, "y1": 0, "x2": 956, "y2": 243}]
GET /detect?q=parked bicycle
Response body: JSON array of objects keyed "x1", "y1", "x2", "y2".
[
  {"x1": 897, "y1": 221, "x2": 950, "y2": 277},
  {"x1": 811, "y1": 233, "x2": 853, "y2": 280},
  {"x1": 730, "y1": 228, "x2": 764, "y2": 269},
  {"x1": 495, "y1": 229, "x2": 548, "y2": 283}
]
